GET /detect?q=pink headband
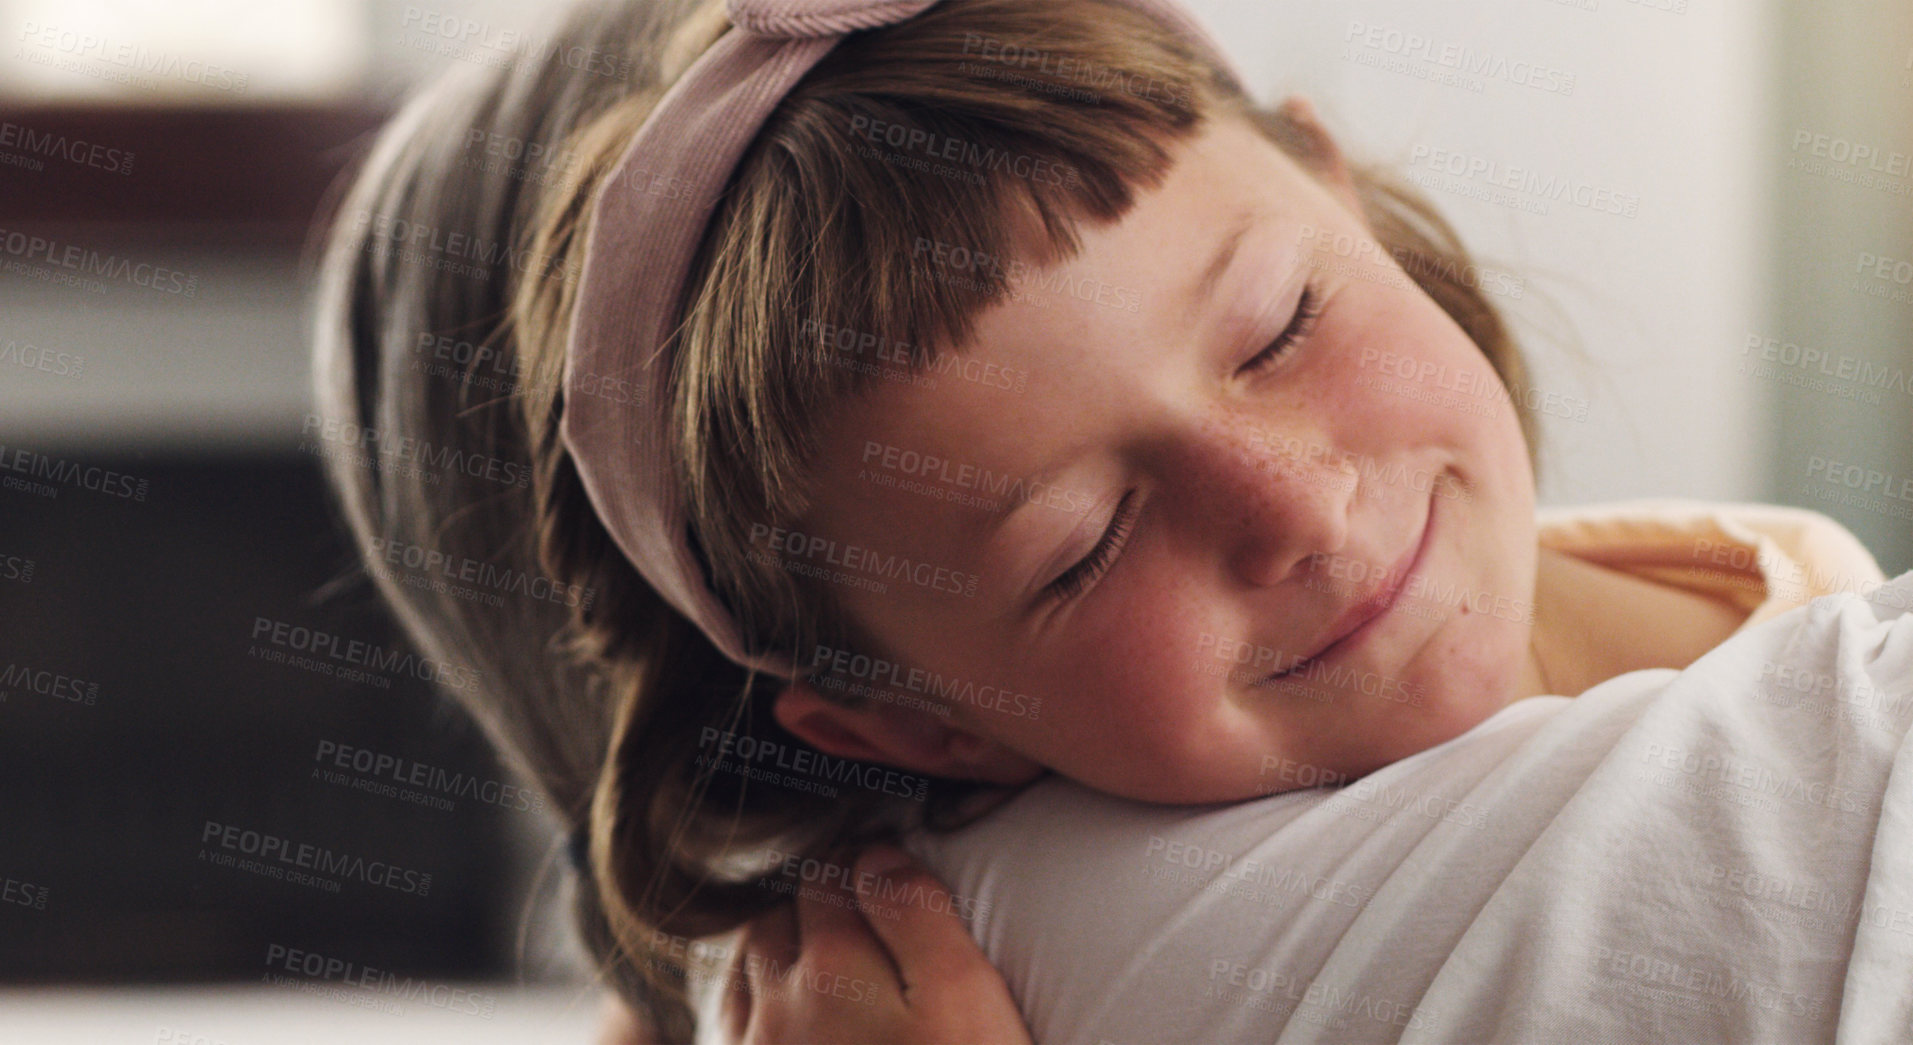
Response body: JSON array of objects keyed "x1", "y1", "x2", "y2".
[{"x1": 561, "y1": 0, "x2": 1246, "y2": 678}]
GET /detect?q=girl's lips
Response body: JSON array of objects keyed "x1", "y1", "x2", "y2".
[{"x1": 1264, "y1": 493, "x2": 1437, "y2": 682}]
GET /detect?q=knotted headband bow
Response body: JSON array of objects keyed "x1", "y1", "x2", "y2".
[{"x1": 560, "y1": 0, "x2": 1247, "y2": 677}]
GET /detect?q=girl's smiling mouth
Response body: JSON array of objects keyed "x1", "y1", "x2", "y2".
[{"x1": 1261, "y1": 488, "x2": 1437, "y2": 684}]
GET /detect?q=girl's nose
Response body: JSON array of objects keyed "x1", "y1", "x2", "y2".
[{"x1": 1181, "y1": 416, "x2": 1355, "y2": 589}]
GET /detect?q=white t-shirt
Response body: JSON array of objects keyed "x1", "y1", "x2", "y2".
[{"x1": 900, "y1": 502, "x2": 1913, "y2": 1043}]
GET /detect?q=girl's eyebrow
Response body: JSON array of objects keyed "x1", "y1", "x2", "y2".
[
  {"x1": 1191, "y1": 207, "x2": 1259, "y2": 309},
  {"x1": 964, "y1": 208, "x2": 1266, "y2": 551},
  {"x1": 967, "y1": 464, "x2": 1072, "y2": 540}
]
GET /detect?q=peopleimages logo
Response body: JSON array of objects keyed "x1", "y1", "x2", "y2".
[
  {"x1": 1, "y1": 875, "x2": 48, "y2": 910},
  {"x1": 262, "y1": 943, "x2": 497, "y2": 1018},
  {"x1": 1788, "y1": 130, "x2": 1911, "y2": 177},
  {"x1": 956, "y1": 31, "x2": 1191, "y2": 108},
  {"x1": 800, "y1": 317, "x2": 1029, "y2": 394},
  {"x1": 0, "y1": 226, "x2": 197, "y2": 295},
  {"x1": 1805, "y1": 455, "x2": 1913, "y2": 503},
  {"x1": 809, "y1": 644, "x2": 1042, "y2": 720},
  {"x1": 1145, "y1": 835, "x2": 1369, "y2": 909},
  {"x1": 0, "y1": 443, "x2": 148, "y2": 500},
  {"x1": 1297, "y1": 223, "x2": 1525, "y2": 300},
  {"x1": 1741, "y1": 333, "x2": 1912, "y2": 402},
  {"x1": 398, "y1": 5, "x2": 632, "y2": 82},
  {"x1": 0, "y1": 661, "x2": 99, "y2": 706},
  {"x1": 1342, "y1": 20, "x2": 1576, "y2": 95},
  {"x1": 748, "y1": 523, "x2": 981, "y2": 598},
  {"x1": 0, "y1": 553, "x2": 33, "y2": 585},
  {"x1": 0, "y1": 338, "x2": 85, "y2": 377},
  {"x1": 249, "y1": 616, "x2": 482, "y2": 692},
  {"x1": 859, "y1": 440, "x2": 1088, "y2": 515},
  {"x1": 759, "y1": 847, "x2": 993, "y2": 921},
  {"x1": 312, "y1": 739, "x2": 545, "y2": 815},
  {"x1": 365, "y1": 536, "x2": 595, "y2": 610},
  {"x1": 846, "y1": 114, "x2": 1082, "y2": 188},
  {"x1": 200, "y1": 820, "x2": 433, "y2": 896},
  {"x1": 912, "y1": 237, "x2": 1142, "y2": 313},
  {"x1": 1406, "y1": 144, "x2": 1639, "y2": 217},
  {"x1": 301, "y1": 413, "x2": 531, "y2": 489},
  {"x1": 0, "y1": 120, "x2": 133, "y2": 175},
  {"x1": 15, "y1": 21, "x2": 251, "y2": 93},
  {"x1": 696, "y1": 727, "x2": 931, "y2": 801},
  {"x1": 350, "y1": 211, "x2": 577, "y2": 283}
]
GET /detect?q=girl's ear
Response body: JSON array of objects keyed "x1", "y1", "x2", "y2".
[
  {"x1": 1273, "y1": 96, "x2": 1363, "y2": 217},
  {"x1": 772, "y1": 680, "x2": 1041, "y2": 785}
]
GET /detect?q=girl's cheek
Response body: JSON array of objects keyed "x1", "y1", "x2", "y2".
[
  {"x1": 1124, "y1": 598, "x2": 1228, "y2": 722},
  {"x1": 1039, "y1": 593, "x2": 1194, "y2": 728}
]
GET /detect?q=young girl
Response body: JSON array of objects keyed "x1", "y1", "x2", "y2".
[{"x1": 311, "y1": 0, "x2": 1900, "y2": 1041}]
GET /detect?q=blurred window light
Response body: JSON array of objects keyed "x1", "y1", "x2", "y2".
[{"x1": 0, "y1": 0, "x2": 368, "y2": 104}]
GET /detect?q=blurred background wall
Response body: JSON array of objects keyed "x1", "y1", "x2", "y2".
[
  {"x1": 1205, "y1": 0, "x2": 1777, "y2": 508},
  {"x1": 0, "y1": 0, "x2": 1906, "y2": 1040},
  {"x1": 1765, "y1": 0, "x2": 1913, "y2": 575}
]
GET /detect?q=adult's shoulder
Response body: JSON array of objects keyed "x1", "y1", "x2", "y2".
[
  {"x1": 1535, "y1": 497, "x2": 1886, "y2": 623},
  {"x1": 892, "y1": 689, "x2": 1630, "y2": 1042}
]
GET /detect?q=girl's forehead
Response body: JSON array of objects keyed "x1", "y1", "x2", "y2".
[{"x1": 829, "y1": 123, "x2": 1327, "y2": 465}]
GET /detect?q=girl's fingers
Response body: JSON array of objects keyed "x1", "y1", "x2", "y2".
[
  {"x1": 720, "y1": 848, "x2": 1030, "y2": 1045},
  {"x1": 850, "y1": 845, "x2": 988, "y2": 997},
  {"x1": 597, "y1": 993, "x2": 652, "y2": 1045},
  {"x1": 850, "y1": 845, "x2": 1033, "y2": 1043},
  {"x1": 718, "y1": 936, "x2": 752, "y2": 1045},
  {"x1": 736, "y1": 898, "x2": 800, "y2": 1027},
  {"x1": 790, "y1": 854, "x2": 907, "y2": 996}
]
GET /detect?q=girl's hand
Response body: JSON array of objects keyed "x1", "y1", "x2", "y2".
[
  {"x1": 721, "y1": 845, "x2": 1031, "y2": 1045},
  {"x1": 597, "y1": 990, "x2": 656, "y2": 1045}
]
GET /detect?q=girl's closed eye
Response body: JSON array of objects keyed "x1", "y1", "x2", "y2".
[
  {"x1": 1045, "y1": 490, "x2": 1141, "y2": 603},
  {"x1": 1240, "y1": 281, "x2": 1324, "y2": 377},
  {"x1": 1039, "y1": 281, "x2": 1325, "y2": 608}
]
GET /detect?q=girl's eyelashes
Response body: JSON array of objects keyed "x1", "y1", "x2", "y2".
[
  {"x1": 1035, "y1": 281, "x2": 1320, "y2": 607},
  {"x1": 1239, "y1": 281, "x2": 1323, "y2": 376},
  {"x1": 1044, "y1": 490, "x2": 1140, "y2": 603}
]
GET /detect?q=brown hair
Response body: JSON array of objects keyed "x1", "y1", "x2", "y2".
[{"x1": 311, "y1": 0, "x2": 1536, "y2": 1035}]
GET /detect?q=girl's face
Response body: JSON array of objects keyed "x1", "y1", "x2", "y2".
[{"x1": 781, "y1": 109, "x2": 1540, "y2": 803}]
